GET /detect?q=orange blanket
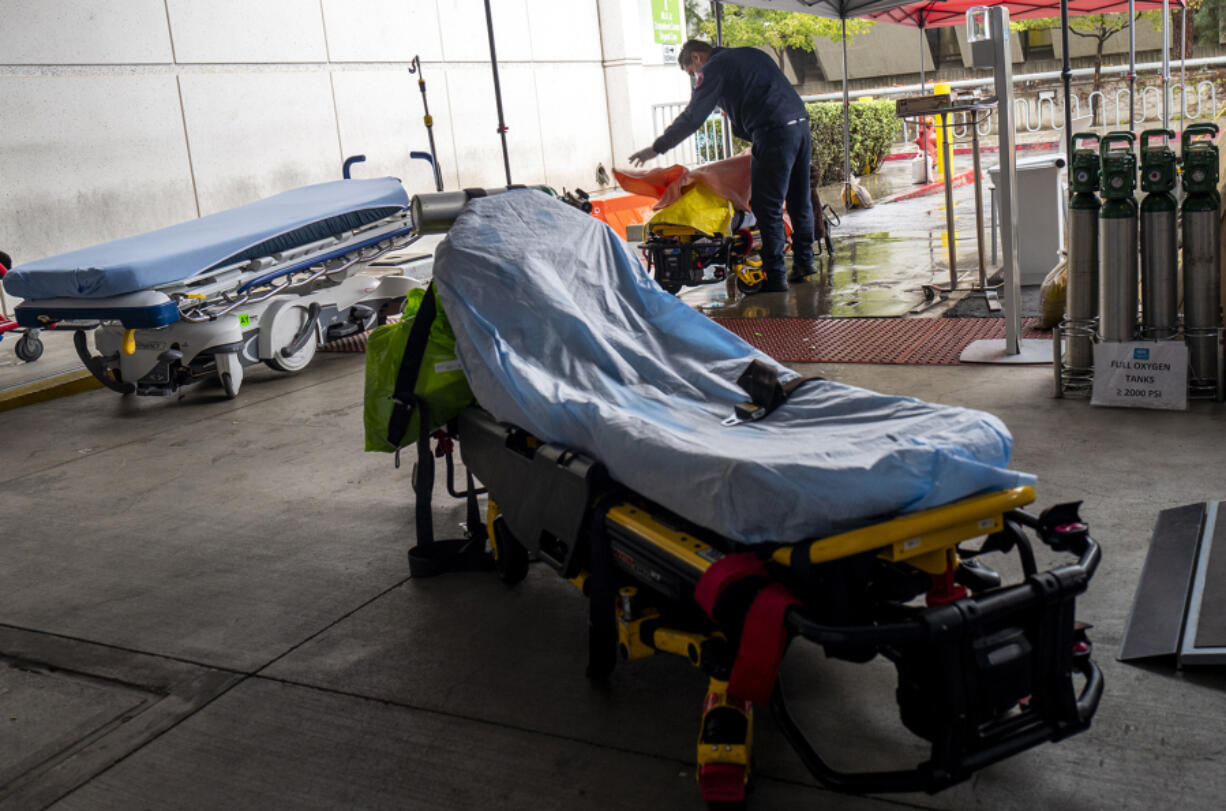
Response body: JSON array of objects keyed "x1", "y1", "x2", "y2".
[{"x1": 614, "y1": 152, "x2": 753, "y2": 212}]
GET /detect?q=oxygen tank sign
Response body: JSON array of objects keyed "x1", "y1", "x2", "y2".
[
  {"x1": 1098, "y1": 132, "x2": 1138, "y2": 343},
  {"x1": 1180, "y1": 123, "x2": 1222, "y2": 390},
  {"x1": 1138, "y1": 129, "x2": 1179, "y2": 341}
]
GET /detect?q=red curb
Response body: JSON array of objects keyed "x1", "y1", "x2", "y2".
[
  {"x1": 882, "y1": 139, "x2": 1059, "y2": 162},
  {"x1": 877, "y1": 167, "x2": 978, "y2": 204}
]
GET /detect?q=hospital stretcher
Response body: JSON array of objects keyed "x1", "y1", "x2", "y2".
[
  {"x1": 385, "y1": 189, "x2": 1104, "y2": 808},
  {"x1": 2, "y1": 177, "x2": 425, "y2": 397}
]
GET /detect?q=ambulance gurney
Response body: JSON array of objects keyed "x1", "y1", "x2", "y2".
[
  {"x1": 371, "y1": 188, "x2": 1103, "y2": 807},
  {"x1": 2, "y1": 177, "x2": 423, "y2": 398}
]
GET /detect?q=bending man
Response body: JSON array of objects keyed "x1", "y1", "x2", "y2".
[{"x1": 630, "y1": 39, "x2": 815, "y2": 293}]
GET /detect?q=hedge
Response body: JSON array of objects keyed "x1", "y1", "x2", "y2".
[
  {"x1": 712, "y1": 98, "x2": 899, "y2": 183},
  {"x1": 806, "y1": 99, "x2": 900, "y2": 184}
]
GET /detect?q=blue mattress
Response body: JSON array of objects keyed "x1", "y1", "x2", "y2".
[
  {"x1": 433, "y1": 190, "x2": 1035, "y2": 545},
  {"x1": 3, "y1": 177, "x2": 409, "y2": 301}
]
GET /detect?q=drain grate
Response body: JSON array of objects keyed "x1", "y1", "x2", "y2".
[{"x1": 713, "y1": 317, "x2": 1051, "y2": 365}]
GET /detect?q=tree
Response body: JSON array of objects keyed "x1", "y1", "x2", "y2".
[
  {"x1": 1013, "y1": 12, "x2": 1162, "y2": 125},
  {"x1": 683, "y1": 0, "x2": 706, "y2": 38},
  {"x1": 696, "y1": 7, "x2": 873, "y2": 72}
]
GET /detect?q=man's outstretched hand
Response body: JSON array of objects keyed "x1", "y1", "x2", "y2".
[{"x1": 628, "y1": 147, "x2": 658, "y2": 167}]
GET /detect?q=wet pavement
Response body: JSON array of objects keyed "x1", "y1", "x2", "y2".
[{"x1": 680, "y1": 152, "x2": 1033, "y2": 319}]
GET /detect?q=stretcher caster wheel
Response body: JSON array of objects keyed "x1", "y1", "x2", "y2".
[
  {"x1": 734, "y1": 277, "x2": 762, "y2": 296},
  {"x1": 215, "y1": 351, "x2": 243, "y2": 399},
  {"x1": 14, "y1": 333, "x2": 43, "y2": 363},
  {"x1": 220, "y1": 372, "x2": 238, "y2": 399},
  {"x1": 490, "y1": 515, "x2": 529, "y2": 585}
]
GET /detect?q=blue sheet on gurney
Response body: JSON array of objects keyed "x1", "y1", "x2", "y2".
[
  {"x1": 433, "y1": 190, "x2": 1035, "y2": 544},
  {"x1": 4, "y1": 177, "x2": 408, "y2": 300}
]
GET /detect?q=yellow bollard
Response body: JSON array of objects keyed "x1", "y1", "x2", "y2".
[{"x1": 934, "y1": 82, "x2": 951, "y2": 181}]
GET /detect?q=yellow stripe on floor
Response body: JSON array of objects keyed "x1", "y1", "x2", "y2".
[{"x1": 0, "y1": 369, "x2": 101, "y2": 413}]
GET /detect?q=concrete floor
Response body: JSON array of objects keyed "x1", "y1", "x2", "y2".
[{"x1": 3, "y1": 347, "x2": 1226, "y2": 810}]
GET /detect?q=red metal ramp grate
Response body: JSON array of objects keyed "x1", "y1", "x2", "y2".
[{"x1": 713, "y1": 317, "x2": 1051, "y2": 365}]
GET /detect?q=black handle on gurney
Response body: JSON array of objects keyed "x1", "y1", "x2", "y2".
[
  {"x1": 411, "y1": 187, "x2": 527, "y2": 234},
  {"x1": 776, "y1": 520, "x2": 1103, "y2": 794},
  {"x1": 342, "y1": 154, "x2": 366, "y2": 180}
]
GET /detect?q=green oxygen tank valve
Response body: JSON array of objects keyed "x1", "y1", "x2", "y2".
[
  {"x1": 1139, "y1": 129, "x2": 1177, "y2": 194},
  {"x1": 1099, "y1": 131, "x2": 1137, "y2": 201},
  {"x1": 1181, "y1": 122, "x2": 1220, "y2": 197},
  {"x1": 1069, "y1": 132, "x2": 1101, "y2": 194}
]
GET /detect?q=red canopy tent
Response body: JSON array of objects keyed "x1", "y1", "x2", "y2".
[
  {"x1": 872, "y1": 0, "x2": 1179, "y2": 27},
  {"x1": 870, "y1": 1, "x2": 1186, "y2": 159}
]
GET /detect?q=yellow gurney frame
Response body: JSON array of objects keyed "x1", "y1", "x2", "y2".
[{"x1": 405, "y1": 404, "x2": 1103, "y2": 804}]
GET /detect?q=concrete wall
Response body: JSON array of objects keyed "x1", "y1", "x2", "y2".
[
  {"x1": 1053, "y1": 16, "x2": 1165, "y2": 60},
  {"x1": 2, "y1": 0, "x2": 678, "y2": 265},
  {"x1": 814, "y1": 22, "x2": 934, "y2": 82}
]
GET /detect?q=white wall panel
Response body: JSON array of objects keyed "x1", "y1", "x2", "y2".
[
  {"x1": 526, "y1": 0, "x2": 601, "y2": 62},
  {"x1": 331, "y1": 69, "x2": 457, "y2": 193},
  {"x1": 438, "y1": 0, "x2": 532, "y2": 63},
  {"x1": 166, "y1": 0, "x2": 327, "y2": 63},
  {"x1": 0, "y1": 0, "x2": 172, "y2": 65},
  {"x1": 321, "y1": 0, "x2": 443, "y2": 63},
  {"x1": 0, "y1": 75, "x2": 196, "y2": 263},
  {"x1": 533, "y1": 63, "x2": 612, "y2": 189},
  {"x1": 179, "y1": 72, "x2": 340, "y2": 215},
  {"x1": 444, "y1": 63, "x2": 546, "y2": 188}
]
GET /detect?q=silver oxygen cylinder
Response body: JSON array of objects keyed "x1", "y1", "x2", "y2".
[
  {"x1": 1139, "y1": 197, "x2": 1179, "y2": 339},
  {"x1": 1098, "y1": 132, "x2": 1139, "y2": 342},
  {"x1": 1098, "y1": 200, "x2": 1139, "y2": 342},
  {"x1": 1065, "y1": 195, "x2": 1099, "y2": 369},
  {"x1": 1182, "y1": 203, "x2": 1222, "y2": 383},
  {"x1": 1138, "y1": 129, "x2": 1180, "y2": 340}
]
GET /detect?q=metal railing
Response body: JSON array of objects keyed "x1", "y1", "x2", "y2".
[
  {"x1": 916, "y1": 81, "x2": 1219, "y2": 143},
  {"x1": 649, "y1": 105, "x2": 732, "y2": 166}
]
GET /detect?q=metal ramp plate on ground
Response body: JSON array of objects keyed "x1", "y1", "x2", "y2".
[{"x1": 1120, "y1": 500, "x2": 1226, "y2": 666}]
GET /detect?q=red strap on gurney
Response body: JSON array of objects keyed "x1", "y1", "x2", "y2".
[{"x1": 695, "y1": 554, "x2": 800, "y2": 704}]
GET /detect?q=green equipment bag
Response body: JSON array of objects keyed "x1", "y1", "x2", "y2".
[{"x1": 363, "y1": 283, "x2": 473, "y2": 453}]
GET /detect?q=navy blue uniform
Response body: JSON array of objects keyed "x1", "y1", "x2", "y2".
[{"x1": 652, "y1": 47, "x2": 815, "y2": 281}]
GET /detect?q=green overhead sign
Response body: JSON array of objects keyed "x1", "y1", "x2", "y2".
[{"x1": 652, "y1": 0, "x2": 682, "y2": 45}]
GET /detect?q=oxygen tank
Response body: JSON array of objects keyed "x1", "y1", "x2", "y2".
[
  {"x1": 1064, "y1": 132, "x2": 1101, "y2": 376},
  {"x1": 1138, "y1": 129, "x2": 1179, "y2": 340},
  {"x1": 1180, "y1": 123, "x2": 1222, "y2": 390},
  {"x1": 1098, "y1": 131, "x2": 1138, "y2": 342}
]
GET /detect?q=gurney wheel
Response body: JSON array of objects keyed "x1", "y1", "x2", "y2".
[
  {"x1": 264, "y1": 306, "x2": 318, "y2": 373},
  {"x1": 220, "y1": 371, "x2": 239, "y2": 400},
  {"x1": 490, "y1": 515, "x2": 529, "y2": 585},
  {"x1": 734, "y1": 277, "x2": 762, "y2": 295},
  {"x1": 14, "y1": 333, "x2": 43, "y2": 363}
]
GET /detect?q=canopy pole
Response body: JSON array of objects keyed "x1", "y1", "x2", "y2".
[
  {"x1": 1129, "y1": 0, "x2": 1136, "y2": 130},
  {"x1": 483, "y1": 0, "x2": 512, "y2": 185},
  {"x1": 1060, "y1": 0, "x2": 1072, "y2": 160},
  {"x1": 1162, "y1": 0, "x2": 1170, "y2": 132},
  {"x1": 714, "y1": 1, "x2": 733, "y2": 159},
  {"x1": 919, "y1": 24, "x2": 930, "y2": 184},
  {"x1": 1181, "y1": 1, "x2": 1187, "y2": 129},
  {"x1": 842, "y1": 17, "x2": 851, "y2": 197}
]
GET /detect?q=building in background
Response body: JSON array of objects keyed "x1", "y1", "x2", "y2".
[{"x1": 0, "y1": 0, "x2": 690, "y2": 264}]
